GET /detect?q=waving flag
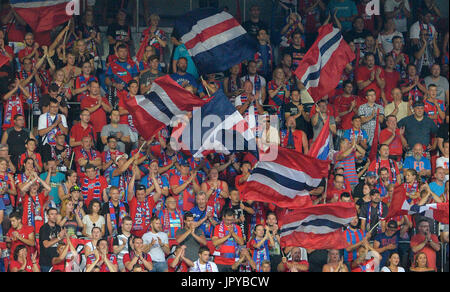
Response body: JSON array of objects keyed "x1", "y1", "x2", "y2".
[
  {"x1": 10, "y1": 0, "x2": 72, "y2": 32},
  {"x1": 294, "y1": 24, "x2": 355, "y2": 101},
  {"x1": 308, "y1": 116, "x2": 331, "y2": 160},
  {"x1": 242, "y1": 148, "x2": 329, "y2": 209},
  {"x1": 280, "y1": 202, "x2": 356, "y2": 249},
  {"x1": 176, "y1": 89, "x2": 256, "y2": 158},
  {"x1": 122, "y1": 75, "x2": 206, "y2": 141},
  {"x1": 386, "y1": 185, "x2": 449, "y2": 224},
  {"x1": 174, "y1": 8, "x2": 257, "y2": 75}
]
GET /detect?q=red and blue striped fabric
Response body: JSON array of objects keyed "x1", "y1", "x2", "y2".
[
  {"x1": 280, "y1": 202, "x2": 357, "y2": 250},
  {"x1": 122, "y1": 75, "x2": 206, "y2": 141},
  {"x1": 344, "y1": 228, "x2": 365, "y2": 262},
  {"x1": 308, "y1": 117, "x2": 331, "y2": 160},
  {"x1": 174, "y1": 8, "x2": 257, "y2": 75},
  {"x1": 294, "y1": 24, "x2": 355, "y2": 101},
  {"x1": 10, "y1": 0, "x2": 71, "y2": 32},
  {"x1": 242, "y1": 148, "x2": 329, "y2": 209}
]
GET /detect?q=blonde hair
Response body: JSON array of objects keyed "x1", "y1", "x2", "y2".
[{"x1": 60, "y1": 199, "x2": 75, "y2": 221}]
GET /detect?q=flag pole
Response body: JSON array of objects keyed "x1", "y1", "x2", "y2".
[
  {"x1": 368, "y1": 220, "x2": 382, "y2": 234},
  {"x1": 201, "y1": 76, "x2": 211, "y2": 97}
]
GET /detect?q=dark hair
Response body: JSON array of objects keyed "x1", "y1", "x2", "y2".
[
  {"x1": 427, "y1": 83, "x2": 437, "y2": 90},
  {"x1": 13, "y1": 245, "x2": 27, "y2": 261},
  {"x1": 65, "y1": 169, "x2": 77, "y2": 180},
  {"x1": 177, "y1": 57, "x2": 188, "y2": 63},
  {"x1": 198, "y1": 246, "x2": 210, "y2": 255},
  {"x1": 21, "y1": 157, "x2": 35, "y2": 173},
  {"x1": 117, "y1": 44, "x2": 128, "y2": 51},
  {"x1": 223, "y1": 209, "x2": 235, "y2": 218},
  {"x1": 88, "y1": 80, "x2": 99, "y2": 86},
  {"x1": 183, "y1": 211, "x2": 194, "y2": 221},
  {"x1": 266, "y1": 211, "x2": 276, "y2": 220},
  {"x1": 352, "y1": 115, "x2": 361, "y2": 121},
  {"x1": 378, "y1": 167, "x2": 389, "y2": 175},
  {"x1": 13, "y1": 114, "x2": 24, "y2": 120},
  {"x1": 48, "y1": 83, "x2": 60, "y2": 93},
  {"x1": 366, "y1": 89, "x2": 376, "y2": 96},
  {"x1": 386, "y1": 114, "x2": 397, "y2": 122},
  {"x1": 123, "y1": 216, "x2": 133, "y2": 224},
  {"x1": 88, "y1": 199, "x2": 101, "y2": 214},
  {"x1": 96, "y1": 238, "x2": 108, "y2": 248},
  {"x1": 392, "y1": 36, "x2": 403, "y2": 42},
  {"x1": 364, "y1": 52, "x2": 375, "y2": 60},
  {"x1": 9, "y1": 212, "x2": 21, "y2": 221},
  {"x1": 341, "y1": 192, "x2": 351, "y2": 199},
  {"x1": 343, "y1": 80, "x2": 353, "y2": 88},
  {"x1": 49, "y1": 97, "x2": 59, "y2": 105},
  {"x1": 107, "y1": 136, "x2": 117, "y2": 143},
  {"x1": 148, "y1": 55, "x2": 159, "y2": 63},
  {"x1": 128, "y1": 79, "x2": 138, "y2": 88},
  {"x1": 47, "y1": 207, "x2": 58, "y2": 215},
  {"x1": 292, "y1": 30, "x2": 302, "y2": 37},
  {"x1": 150, "y1": 215, "x2": 160, "y2": 224},
  {"x1": 84, "y1": 163, "x2": 96, "y2": 171},
  {"x1": 379, "y1": 144, "x2": 389, "y2": 150}
]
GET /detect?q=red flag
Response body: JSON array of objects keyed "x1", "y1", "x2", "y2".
[
  {"x1": 280, "y1": 202, "x2": 356, "y2": 249},
  {"x1": 368, "y1": 109, "x2": 380, "y2": 162},
  {"x1": 11, "y1": 0, "x2": 71, "y2": 32},
  {"x1": 136, "y1": 31, "x2": 151, "y2": 63},
  {"x1": 235, "y1": 0, "x2": 242, "y2": 23},
  {"x1": 294, "y1": 24, "x2": 355, "y2": 101},
  {"x1": 385, "y1": 184, "x2": 409, "y2": 220},
  {"x1": 433, "y1": 203, "x2": 449, "y2": 224}
]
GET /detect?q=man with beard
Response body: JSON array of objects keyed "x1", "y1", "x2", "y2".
[
  {"x1": 277, "y1": 247, "x2": 309, "y2": 272},
  {"x1": 369, "y1": 144, "x2": 402, "y2": 184},
  {"x1": 170, "y1": 57, "x2": 204, "y2": 97},
  {"x1": 403, "y1": 143, "x2": 432, "y2": 182},
  {"x1": 360, "y1": 189, "x2": 388, "y2": 235},
  {"x1": 353, "y1": 171, "x2": 378, "y2": 202},
  {"x1": 374, "y1": 167, "x2": 391, "y2": 200},
  {"x1": 42, "y1": 133, "x2": 71, "y2": 173},
  {"x1": 356, "y1": 53, "x2": 385, "y2": 100},
  {"x1": 343, "y1": 216, "x2": 370, "y2": 265},
  {"x1": 142, "y1": 216, "x2": 170, "y2": 272},
  {"x1": 101, "y1": 110, "x2": 131, "y2": 153},
  {"x1": 190, "y1": 192, "x2": 218, "y2": 239},
  {"x1": 18, "y1": 33, "x2": 40, "y2": 64},
  {"x1": 379, "y1": 115, "x2": 408, "y2": 162}
]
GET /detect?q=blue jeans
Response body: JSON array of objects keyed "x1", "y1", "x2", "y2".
[
  {"x1": 151, "y1": 261, "x2": 168, "y2": 272},
  {"x1": 40, "y1": 265, "x2": 52, "y2": 272}
]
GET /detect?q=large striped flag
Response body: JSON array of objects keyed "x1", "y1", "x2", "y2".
[
  {"x1": 122, "y1": 75, "x2": 207, "y2": 141},
  {"x1": 294, "y1": 24, "x2": 355, "y2": 101},
  {"x1": 386, "y1": 185, "x2": 449, "y2": 224},
  {"x1": 280, "y1": 202, "x2": 356, "y2": 249},
  {"x1": 242, "y1": 148, "x2": 330, "y2": 208},
  {"x1": 308, "y1": 116, "x2": 331, "y2": 160},
  {"x1": 10, "y1": 0, "x2": 72, "y2": 32},
  {"x1": 175, "y1": 89, "x2": 257, "y2": 158},
  {"x1": 174, "y1": 8, "x2": 257, "y2": 75}
]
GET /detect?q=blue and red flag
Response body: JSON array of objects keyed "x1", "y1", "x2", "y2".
[
  {"x1": 174, "y1": 89, "x2": 257, "y2": 159},
  {"x1": 280, "y1": 202, "x2": 356, "y2": 249},
  {"x1": 294, "y1": 24, "x2": 355, "y2": 101},
  {"x1": 308, "y1": 116, "x2": 331, "y2": 160},
  {"x1": 174, "y1": 8, "x2": 257, "y2": 75},
  {"x1": 10, "y1": 0, "x2": 72, "y2": 32},
  {"x1": 242, "y1": 148, "x2": 330, "y2": 209}
]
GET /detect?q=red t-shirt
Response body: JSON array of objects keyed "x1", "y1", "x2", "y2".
[
  {"x1": 356, "y1": 65, "x2": 385, "y2": 100},
  {"x1": 410, "y1": 233, "x2": 439, "y2": 271},
  {"x1": 17, "y1": 47, "x2": 35, "y2": 63},
  {"x1": 213, "y1": 223, "x2": 243, "y2": 266},
  {"x1": 333, "y1": 95, "x2": 364, "y2": 130},
  {"x1": 169, "y1": 174, "x2": 197, "y2": 212},
  {"x1": 383, "y1": 70, "x2": 400, "y2": 103},
  {"x1": 86, "y1": 253, "x2": 118, "y2": 272},
  {"x1": 9, "y1": 259, "x2": 36, "y2": 272},
  {"x1": 74, "y1": 148, "x2": 101, "y2": 178},
  {"x1": 70, "y1": 122, "x2": 96, "y2": 153},
  {"x1": 167, "y1": 258, "x2": 190, "y2": 272},
  {"x1": 81, "y1": 95, "x2": 110, "y2": 134},
  {"x1": 368, "y1": 159, "x2": 400, "y2": 182},
  {"x1": 0, "y1": 45, "x2": 14, "y2": 66},
  {"x1": 6, "y1": 225, "x2": 35, "y2": 258},
  {"x1": 81, "y1": 175, "x2": 108, "y2": 206},
  {"x1": 18, "y1": 153, "x2": 43, "y2": 171},
  {"x1": 129, "y1": 196, "x2": 156, "y2": 238},
  {"x1": 21, "y1": 192, "x2": 48, "y2": 233},
  {"x1": 379, "y1": 129, "x2": 403, "y2": 156},
  {"x1": 123, "y1": 252, "x2": 152, "y2": 272}
]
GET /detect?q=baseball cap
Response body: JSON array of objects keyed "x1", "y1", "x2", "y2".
[
  {"x1": 370, "y1": 189, "x2": 380, "y2": 196},
  {"x1": 136, "y1": 184, "x2": 146, "y2": 191},
  {"x1": 413, "y1": 101, "x2": 425, "y2": 108},
  {"x1": 115, "y1": 153, "x2": 129, "y2": 163},
  {"x1": 387, "y1": 220, "x2": 398, "y2": 229},
  {"x1": 366, "y1": 171, "x2": 377, "y2": 178},
  {"x1": 70, "y1": 185, "x2": 81, "y2": 192}
]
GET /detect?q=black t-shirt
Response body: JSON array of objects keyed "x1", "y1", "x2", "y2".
[
  {"x1": 437, "y1": 122, "x2": 449, "y2": 143},
  {"x1": 307, "y1": 249, "x2": 329, "y2": 272},
  {"x1": 107, "y1": 23, "x2": 132, "y2": 54},
  {"x1": 6, "y1": 127, "x2": 29, "y2": 157},
  {"x1": 75, "y1": 53, "x2": 93, "y2": 68},
  {"x1": 39, "y1": 223, "x2": 62, "y2": 266},
  {"x1": 243, "y1": 20, "x2": 268, "y2": 38},
  {"x1": 283, "y1": 46, "x2": 307, "y2": 71},
  {"x1": 221, "y1": 199, "x2": 251, "y2": 238},
  {"x1": 344, "y1": 29, "x2": 371, "y2": 48},
  {"x1": 284, "y1": 102, "x2": 313, "y2": 139},
  {"x1": 41, "y1": 144, "x2": 67, "y2": 164}
]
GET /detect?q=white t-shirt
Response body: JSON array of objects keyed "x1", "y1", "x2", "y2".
[
  {"x1": 240, "y1": 75, "x2": 266, "y2": 98},
  {"x1": 82, "y1": 215, "x2": 105, "y2": 237},
  {"x1": 377, "y1": 31, "x2": 403, "y2": 53},
  {"x1": 189, "y1": 260, "x2": 219, "y2": 272},
  {"x1": 37, "y1": 113, "x2": 68, "y2": 145},
  {"x1": 384, "y1": 0, "x2": 410, "y2": 33},
  {"x1": 381, "y1": 266, "x2": 406, "y2": 272},
  {"x1": 115, "y1": 233, "x2": 131, "y2": 270},
  {"x1": 142, "y1": 231, "x2": 168, "y2": 262},
  {"x1": 436, "y1": 156, "x2": 449, "y2": 182},
  {"x1": 410, "y1": 21, "x2": 436, "y2": 40}
]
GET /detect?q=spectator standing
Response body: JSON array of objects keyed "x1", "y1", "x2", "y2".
[
  {"x1": 424, "y1": 64, "x2": 449, "y2": 104},
  {"x1": 410, "y1": 220, "x2": 441, "y2": 271},
  {"x1": 360, "y1": 189, "x2": 388, "y2": 235},
  {"x1": 242, "y1": 5, "x2": 268, "y2": 39},
  {"x1": 175, "y1": 212, "x2": 207, "y2": 262},
  {"x1": 142, "y1": 216, "x2": 170, "y2": 272},
  {"x1": 384, "y1": 88, "x2": 411, "y2": 121},
  {"x1": 39, "y1": 208, "x2": 64, "y2": 272}
]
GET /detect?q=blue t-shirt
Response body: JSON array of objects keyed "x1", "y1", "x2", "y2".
[
  {"x1": 429, "y1": 182, "x2": 445, "y2": 197},
  {"x1": 327, "y1": 0, "x2": 358, "y2": 31},
  {"x1": 173, "y1": 44, "x2": 199, "y2": 79},
  {"x1": 190, "y1": 206, "x2": 214, "y2": 239},
  {"x1": 374, "y1": 231, "x2": 400, "y2": 268},
  {"x1": 403, "y1": 156, "x2": 431, "y2": 172},
  {"x1": 0, "y1": 199, "x2": 5, "y2": 237},
  {"x1": 40, "y1": 172, "x2": 65, "y2": 206},
  {"x1": 140, "y1": 174, "x2": 169, "y2": 190},
  {"x1": 170, "y1": 72, "x2": 204, "y2": 94},
  {"x1": 343, "y1": 129, "x2": 369, "y2": 142}
]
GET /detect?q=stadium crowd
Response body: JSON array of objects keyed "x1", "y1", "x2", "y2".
[{"x1": 0, "y1": 0, "x2": 448, "y2": 272}]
